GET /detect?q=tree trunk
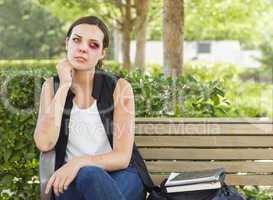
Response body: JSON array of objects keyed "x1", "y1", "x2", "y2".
[
  {"x1": 122, "y1": 26, "x2": 131, "y2": 70},
  {"x1": 113, "y1": 25, "x2": 121, "y2": 61},
  {"x1": 134, "y1": 0, "x2": 150, "y2": 71},
  {"x1": 163, "y1": 0, "x2": 184, "y2": 77},
  {"x1": 121, "y1": 0, "x2": 133, "y2": 71}
]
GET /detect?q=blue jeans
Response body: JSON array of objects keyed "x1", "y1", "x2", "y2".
[{"x1": 55, "y1": 164, "x2": 146, "y2": 200}]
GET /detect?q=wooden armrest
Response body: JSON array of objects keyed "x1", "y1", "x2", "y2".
[{"x1": 39, "y1": 150, "x2": 56, "y2": 200}]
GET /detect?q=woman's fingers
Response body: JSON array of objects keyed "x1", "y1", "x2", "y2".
[
  {"x1": 53, "y1": 176, "x2": 61, "y2": 196},
  {"x1": 58, "y1": 176, "x2": 68, "y2": 194},
  {"x1": 45, "y1": 163, "x2": 78, "y2": 196},
  {"x1": 56, "y1": 58, "x2": 73, "y2": 85},
  {"x1": 45, "y1": 174, "x2": 56, "y2": 194},
  {"x1": 63, "y1": 176, "x2": 74, "y2": 191}
]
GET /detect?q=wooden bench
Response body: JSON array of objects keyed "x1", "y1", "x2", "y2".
[
  {"x1": 40, "y1": 118, "x2": 273, "y2": 199},
  {"x1": 135, "y1": 118, "x2": 273, "y2": 186}
]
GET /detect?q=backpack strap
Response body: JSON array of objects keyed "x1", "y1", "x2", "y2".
[
  {"x1": 53, "y1": 76, "x2": 59, "y2": 94},
  {"x1": 132, "y1": 143, "x2": 158, "y2": 193}
]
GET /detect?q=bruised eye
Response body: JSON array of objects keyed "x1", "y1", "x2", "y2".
[{"x1": 89, "y1": 42, "x2": 100, "y2": 49}]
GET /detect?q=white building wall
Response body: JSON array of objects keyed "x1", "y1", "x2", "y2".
[{"x1": 117, "y1": 40, "x2": 262, "y2": 68}]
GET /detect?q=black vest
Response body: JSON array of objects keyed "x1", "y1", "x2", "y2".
[{"x1": 53, "y1": 68, "x2": 153, "y2": 194}]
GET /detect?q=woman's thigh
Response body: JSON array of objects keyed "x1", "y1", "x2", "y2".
[
  {"x1": 109, "y1": 165, "x2": 146, "y2": 200},
  {"x1": 56, "y1": 165, "x2": 146, "y2": 200}
]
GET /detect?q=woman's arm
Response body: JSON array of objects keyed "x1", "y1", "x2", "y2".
[
  {"x1": 34, "y1": 59, "x2": 74, "y2": 152},
  {"x1": 33, "y1": 78, "x2": 70, "y2": 152},
  {"x1": 76, "y1": 78, "x2": 135, "y2": 171}
]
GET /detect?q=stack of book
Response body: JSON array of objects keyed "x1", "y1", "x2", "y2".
[{"x1": 164, "y1": 168, "x2": 225, "y2": 193}]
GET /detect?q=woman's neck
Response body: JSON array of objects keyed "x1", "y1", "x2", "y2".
[{"x1": 71, "y1": 68, "x2": 95, "y2": 95}]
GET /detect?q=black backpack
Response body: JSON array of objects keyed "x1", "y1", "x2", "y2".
[{"x1": 146, "y1": 178, "x2": 245, "y2": 200}]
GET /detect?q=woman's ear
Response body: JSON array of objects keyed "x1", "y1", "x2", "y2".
[{"x1": 100, "y1": 49, "x2": 106, "y2": 59}]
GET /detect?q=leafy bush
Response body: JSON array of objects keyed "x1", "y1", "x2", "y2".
[
  {"x1": 259, "y1": 34, "x2": 273, "y2": 70},
  {"x1": 147, "y1": 61, "x2": 272, "y2": 117},
  {"x1": 184, "y1": 62, "x2": 273, "y2": 117},
  {"x1": 240, "y1": 186, "x2": 273, "y2": 200},
  {"x1": 244, "y1": 28, "x2": 273, "y2": 83},
  {"x1": 239, "y1": 66, "x2": 272, "y2": 83},
  {"x1": 0, "y1": 67, "x2": 54, "y2": 200}
]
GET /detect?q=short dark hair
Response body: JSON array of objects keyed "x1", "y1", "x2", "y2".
[{"x1": 66, "y1": 16, "x2": 110, "y2": 68}]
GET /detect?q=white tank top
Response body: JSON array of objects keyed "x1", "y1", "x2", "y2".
[{"x1": 65, "y1": 98, "x2": 112, "y2": 162}]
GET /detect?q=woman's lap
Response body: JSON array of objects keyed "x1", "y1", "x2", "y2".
[
  {"x1": 109, "y1": 165, "x2": 146, "y2": 200},
  {"x1": 55, "y1": 165, "x2": 146, "y2": 200}
]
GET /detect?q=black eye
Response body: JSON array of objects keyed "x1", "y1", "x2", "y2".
[{"x1": 89, "y1": 42, "x2": 100, "y2": 49}]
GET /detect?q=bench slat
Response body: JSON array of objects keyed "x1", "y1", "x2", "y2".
[
  {"x1": 145, "y1": 161, "x2": 273, "y2": 173},
  {"x1": 151, "y1": 174, "x2": 273, "y2": 186},
  {"x1": 136, "y1": 136, "x2": 273, "y2": 147},
  {"x1": 136, "y1": 118, "x2": 273, "y2": 124},
  {"x1": 135, "y1": 124, "x2": 273, "y2": 135},
  {"x1": 140, "y1": 148, "x2": 273, "y2": 160}
]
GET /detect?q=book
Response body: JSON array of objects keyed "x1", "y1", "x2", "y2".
[
  {"x1": 165, "y1": 168, "x2": 225, "y2": 187},
  {"x1": 165, "y1": 180, "x2": 222, "y2": 193}
]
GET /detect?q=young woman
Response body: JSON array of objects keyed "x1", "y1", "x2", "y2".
[{"x1": 34, "y1": 16, "x2": 150, "y2": 200}]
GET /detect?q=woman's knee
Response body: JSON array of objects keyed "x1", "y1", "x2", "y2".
[{"x1": 76, "y1": 166, "x2": 107, "y2": 185}]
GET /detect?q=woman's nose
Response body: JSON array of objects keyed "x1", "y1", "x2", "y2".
[{"x1": 78, "y1": 42, "x2": 88, "y2": 53}]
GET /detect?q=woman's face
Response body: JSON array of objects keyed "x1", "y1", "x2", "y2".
[{"x1": 65, "y1": 24, "x2": 105, "y2": 70}]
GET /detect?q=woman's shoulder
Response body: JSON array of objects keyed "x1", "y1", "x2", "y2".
[
  {"x1": 96, "y1": 68, "x2": 120, "y2": 81},
  {"x1": 42, "y1": 76, "x2": 54, "y2": 91},
  {"x1": 112, "y1": 76, "x2": 133, "y2": 99}
]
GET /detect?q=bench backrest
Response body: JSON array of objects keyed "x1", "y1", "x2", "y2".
[{"x1": 135, "y1": 118, "x2": 273, "y2": 186}]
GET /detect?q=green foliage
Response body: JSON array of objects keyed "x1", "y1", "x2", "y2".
[
  {"x1": 257, "y1": 7, "x2": 273, "y2": 69},
  {"x1": 250, "y1": 11, "x2": 273, "y2": 80},
  {"x1": 147, "y1": 0, "x2": 163, "y2": 40},
  {"x1": 240, "y1": 186, "x2": 273, "y2": 200},
  {"x1": 260, "y1": 42, "x2": 273, "y2": 68},
  {"x1": 239, "y1": 67, "x2": 272, "y2": 83},
  {"x1": 147, "y1": 0, "x2": 272, "y2": 48},
  {"x1": 128, "y1": 70, "x2": 230, "y2": 117},
  {"x1": 0, "y1": 66, "x2": 54, "y2": 199},
  {"x1": 184, "y1": 61, "x2": 273, "y2": 117},
  {"x1": 0, "y1": 0, "x2": 65, "y2": 59},
  {"x1": 184, "y1": 0, "x2": 272, "y2": 48},
  {"x1": 225, "y1": 80, "x2": 272, "y2": 117},
  {"x1": 37, "y1": 0, "x2": 119, "y2": 27},
  {"x1": 148, "y1": 61, "x2": 273, "y2": 117},
  {"x1": 0, "y1": 59, "x2": 58, "y2": 68}
]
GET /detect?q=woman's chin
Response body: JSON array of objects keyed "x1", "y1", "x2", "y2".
[{"x1": 72, "y1": 63, "x2": 94, "y2": 71}]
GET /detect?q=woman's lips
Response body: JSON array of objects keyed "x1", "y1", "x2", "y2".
[{"x1": 74, "y1": 56, "x2": 87, "y2": 63}]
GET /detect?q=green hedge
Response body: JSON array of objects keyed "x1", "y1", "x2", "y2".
[
  {"x1": 0, "y1": 60, "x2": 271, "y2": 199},
  {"x1": 183, "y1": 62, "x2": 273, "y2": 117}
]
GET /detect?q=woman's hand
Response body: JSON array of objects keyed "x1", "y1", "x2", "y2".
[
  {"x1": 45, "y1": 157, "x2": 86, "y2": 196},
  {"x1": 56, "y1": 58, "x2": 74, "y2": 86}
]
